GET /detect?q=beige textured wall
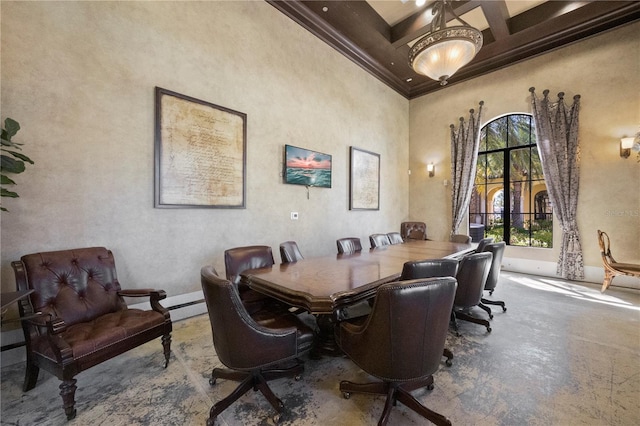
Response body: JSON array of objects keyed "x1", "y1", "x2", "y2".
[
  {"x1": 0, "y1": 1, "x2": 409, "y2": 296},
  {"x1": 409, "y1": 22, "x2": 640, "y2": 283}
]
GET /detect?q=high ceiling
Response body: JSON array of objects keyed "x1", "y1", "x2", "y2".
[{"x1": 267, "y1": 1, "x2": 640, "y2": 99}]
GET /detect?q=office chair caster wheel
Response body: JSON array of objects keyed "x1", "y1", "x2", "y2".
[
  {"x1": 277, "y1": 399, "x2": 285, "y2": 410},
  {"x1": 427, "y1": 383, "x2": 435, "y2": 391},
  {"x1": 272, "y1": 413, "x2": 281, "y2": 424},
  {"x1": 503, "y1": 306, "x2": 507, "y2": 312},
  {"x1": 295, "y1": 374, "x2": 302, "y2": 381},
  {"x1": 209, "y1": 377, "x2": 216, "y2": 386},
  {"x1": 445, "y1": 358, "x2": 453, "y2": 367},
  {"x1": 342, "y1": 391, "x2": 351, "y2": 399},
  {"x1": 489, "y1": 313, "x2": 494, "y2": 319},
  {"x1": 486, "y1": 326, "x2": 492, "y2": 332}
]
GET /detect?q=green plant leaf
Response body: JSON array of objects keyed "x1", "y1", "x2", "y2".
[
  {"x1": 1, "y1": 155, "x2": 26, "y2": 174},
  {"x1": 1, "y1": 174, "x2": 16, "y2": 185},
  {"x1": 5, "y1": 150, "x2": 34, "y2": 164},
  {"x1": 1, "y1": 187, "x2": 19, "y2": 197},
  {"x1": 3, "y1": 118, "x2": 20, "y2": 139}
]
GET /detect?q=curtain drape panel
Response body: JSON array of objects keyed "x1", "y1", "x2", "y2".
[
  {"x1": 529, "y1": 87, "x2": 583, "y2": 280},
  {"x1": 450, "y1": 101, "x2": 484, "y2": 235}
]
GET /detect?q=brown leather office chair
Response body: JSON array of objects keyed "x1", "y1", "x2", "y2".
[
  {"x1": 452, "y1": 252, "x2": 493, "y2": 334},
  {"x1": 336, "y1": 237, "x2": 362, "y2": 254},
  {"x1": 479, "y1": 242, "x2": 507, "y2": 318},
  {"x1": 224, "y1": 245, "x2": 285, "y2": 315},
  {"x1": 597, "y1": 230, "x2": 640, "y2": 292},
  {"x1": 400, "y1": 221, "x2": 428, "y2": 241},
  {"x1": 369, "y1": 233, "x2": 391, "y2": 248},
  {"x1": 450, "y1": 234, "x2": 472, "y2": 244},
  {"x1": 400, "y1": 258, "x2": 459, "y2": 366},
  {"x1": 386, "y1": 232, "x2": 404, "y2": 245},
  {"x1": 279, "y1": 241, "x2": 304, "y2": 263},
  {"x1": 201, "y1": 266, "x2": 314, "y2": 425},
  {"x1": 336, "y1": 277, "x2": 457, "y2": 426},
  {"x1": 12, "y1": 247, "x2": 172, "y2": 420}
]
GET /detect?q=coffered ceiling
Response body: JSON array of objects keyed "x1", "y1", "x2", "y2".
[{"x1": 267, "y1": 1, "x2": 640, "y2": 99}]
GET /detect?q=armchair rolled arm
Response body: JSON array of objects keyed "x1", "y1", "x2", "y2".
[{"x1": 118, "y1": 289, "x2": 170, "y2": 320}]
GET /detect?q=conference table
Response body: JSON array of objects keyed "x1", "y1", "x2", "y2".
[{"x1": 241, "y1": 239, "x2": 473, "y2": 356}]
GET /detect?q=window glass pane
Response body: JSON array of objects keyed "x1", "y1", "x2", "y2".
[
  {"x1": 507, "y1": 114, "x2": 532, "y2": 147},
  {"x1": 486, "y1": 117, "x2": 507, "y2": 150},
  {"x1": 486, "y1": 152, "x2": 504, "y2": 180},
  {"x1": 529, "y1": 147, "x2": 544, "y2": 180},
  {"x1": 510, "y1": 148, "x2": 531, "y2": 181},
  {"x1": 509, "y1": 212, "x2": 528, "y2": 246},
  {"x1": 475, "y1": 154, "x2": 487, "y2": 184},
  {"x1": 479, "y1": 126, "x2": 487, "y2": 152}
]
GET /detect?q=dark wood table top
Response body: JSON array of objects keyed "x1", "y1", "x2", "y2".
[{"x1": 241, "y1": 240, "x2": 473, "y2": 315}]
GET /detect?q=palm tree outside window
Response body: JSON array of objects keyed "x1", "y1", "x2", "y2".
[{"x1": 469, "y1": 114, "x2": 553, "y2": 247}]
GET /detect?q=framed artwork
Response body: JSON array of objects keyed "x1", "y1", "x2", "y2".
[
  {"x1": 283, "y1": 144, "x2": 332, "y2": 188},
  {"x1": 350, "y1": 146, "x2": 380, "y2": 210},
  {"x1": 154, "y1": 87, "x2": 246, "y2": 208}
]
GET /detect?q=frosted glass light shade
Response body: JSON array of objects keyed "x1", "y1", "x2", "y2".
[
  {"x1": 409, "y1": 26, "x2": 483, "y2": 85},
  {"x1": 620, "y1": 137, "x2": 634, "y2": 149}
]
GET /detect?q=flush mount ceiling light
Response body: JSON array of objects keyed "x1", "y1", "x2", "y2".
[{"x1": 409, "y1": 0, "x2": 483, "y2": 86}]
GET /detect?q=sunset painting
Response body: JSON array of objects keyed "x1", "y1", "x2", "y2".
[{"x1": 284, "y1": 145, "x2": 332, "y2": 188}]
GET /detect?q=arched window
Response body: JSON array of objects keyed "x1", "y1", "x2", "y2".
[{"x1": 469, "y1": 114, "x2": 553, "y2": 247}]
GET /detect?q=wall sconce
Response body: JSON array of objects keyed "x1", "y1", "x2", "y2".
[
  {"x1": 620, "y1": 137, "x2": 634, "y2": 158},
  {"x1": 427, "y1": 162, "x2": 435, "y2": 177}
]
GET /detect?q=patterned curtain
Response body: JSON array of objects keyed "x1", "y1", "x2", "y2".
[
  {"x1": 450, "y1": 101, "x2": 484, "y2": 235},
  {"x1": 529, "y1": 87, "x2": 583, "y2": 280}
]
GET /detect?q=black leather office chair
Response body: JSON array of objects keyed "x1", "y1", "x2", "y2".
[
  {"x1": 337, "y1": 237, "x2": 362, "y2": 254},
  {"x1": 369, "y1": 233, "x2": 391, "y2": 248},
  {"x1": 453, "y1": 252, "x2": 493, "y2": 334},
  {"x1": 336, "y1": 278, "x2": 456, "y2": 426},
  {"x1": 475, "y1": 237, "x2": 494, "y2": 253},
  {"x1": 279, "y1": 241, "x2": 304, "y2": 263},
  {"x1": 479, "y1": 242, "x2": 507, "y2": 317},
  {"x1": 400, "y1": 258, "x2": 459, "y2": 366},
  {"x1": 386, "y1": 232, "x2": 404, "y2": 245},
  {"x1": 450, "y1": 234, "x2": 471, "y2": 244},
  {"x1": 201, "y1": 266, "x2": 314, "y2": 425},
  {"x1": 224, "y1": 245, "x2": 284, "y2": 315}
]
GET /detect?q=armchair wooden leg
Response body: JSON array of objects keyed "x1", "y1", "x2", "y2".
[
  {"x1": 59, "y1": 378, "x2": 77, "y2": 420},
  {"x1": 162, "y1": 333, "x2": 171, "y2": 368},
  {"x1": 601, "y1": 272, "x2": 614, "y2": 292},
  {"x1": 22, "y1": 358, "x2": 39, "y2": 391}
]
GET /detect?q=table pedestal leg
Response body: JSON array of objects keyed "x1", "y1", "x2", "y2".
[{"x1": 311, "y1": 314, "x2": 343, "y2": 358}]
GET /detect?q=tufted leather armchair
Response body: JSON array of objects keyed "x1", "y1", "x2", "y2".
[
  {"x1": 400, "y1": 221, "x2": 428, "y2": 241},
  {"x1": 201, "y1": 265, "x2": 314, "y2": 425},
  {"x1": 12, "y1": 247, "x2": 172, "y2": 420},
  {"x1": 336, "y1": 277, "x2": 457, "y2": 426}
]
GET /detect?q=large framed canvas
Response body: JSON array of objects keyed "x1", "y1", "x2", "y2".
[
  {"x1": 350, "y1": 146, "x2": 380, "y2": 210},
  {"x1": 154, "y1": 87, "x2": 246, "y2": 208}
]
